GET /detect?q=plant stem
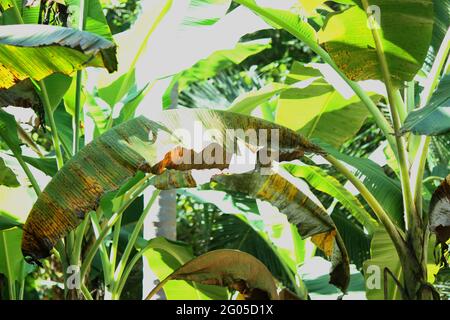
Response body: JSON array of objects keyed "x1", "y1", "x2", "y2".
[
  {"x1": 74, "y1": 71, "x2": 83, "y2": 155},
  {"x1": 325, "y1": 155, "x2": 405, "y2": 243},
  {"x1": 420, "y1": 28, "x2": 450, "y2": 105},
  {"x1": 114, "y1": 242, "x2": 149, "y2": 298},
  {"x1": 1, "y1": 231, "x2": 16, "y2": 299},
  {"x1": 38, "y1": 81, "x2": 64, "y2": 169},
  {"x1": 410, "y1": 28, "x2": 450, "y2": 229},
  {"x1": 145, "y1": 277, "x2": 170, "y2": 300},
  {"x1": 411, "y1": 136, "x2": 430, "y2": 217},
  {"x1": 73, "y1": 0, "x2": 87, "y2": 155},
  {"x1": 111, "y1": 189, "x2": 160, "y2": 298},
  {"x1": 15, "y1": 152, "x2": 41, "y2": 195},
  {"x1": 406, "y1": 81, "x2": 415, "y2": 113},
  {"x1": 394, "y1": 90, "x2": 407, "y2": 123},
  {"x1": 72, "y1": 216, "x2": 89, "y2": 265},
  {"x1": 17, "y1": 123, "x2": 43, "y2": 157},
  {"x1": 79, "y1": 175, "x2": 154, "y2": 284},
  {"x1": 108, "y1": 215, "x2": 122, "y2": 284},
  {"x1": 81, "y1": 284, "x2": 93, "y2": 300},
  {"x1": 362, "y1": 0, "x2": 417, "y2": 230},
  {"x1": 89, "y1": 212, "x2": 112, "y2": 286}
]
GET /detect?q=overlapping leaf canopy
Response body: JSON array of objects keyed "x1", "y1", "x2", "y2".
[{"x1": 21, "y1": 109, "x2": 349, "y2": 292}]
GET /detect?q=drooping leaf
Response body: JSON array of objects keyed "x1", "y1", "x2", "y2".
[
  {"x1": 141, "y1": 237, "x2": 228, "y2": 300},
  {"x1": 318, "y1": 0, "x2": 434, "y2": 84},
  {"x1": 318, "y1": 141, "x2": 405, "y2": 229},
  {"x1": 183, "y1": 0, "x2": 231, "y2": 27},
  {"x1": 175, "y1": 40, "x2": 271, "y2": 94},
  {"x1": 428, "y1": 174, "x2": 450, "y2": 245},
  {"x1": 284, "y1": 163, "x2": 378, "y2": 234},
  {"x1": 234, "y1": 0, "x2": 320, "y2": 52},
  {"x1": 0, "y1": 157, "x2": 19, "y2": 187},
  {"x1": 331, "y1": 208, "x2": 371, "y2": 269},
  {"x1": 0, "y1": 210, "x2": 22, "y2": 230},
  {"x1": 401, "y1": 74, "x2": 450, "y2": 136},
  {"x1": 146, "y1": 249, "x2": 280, "y2": 300},
  {"x1": 22, "y1": 109, "x2": 323, "y2": 261},
  {"x1": 207, "y1": 212, "x2": 305, "y2": 297},
  {"x1": 228, "y1": 83, "x2": 291, "y2": 115},
  {"x1": 0, "y1": 24, "x2": 117, "y2": 110},
  {"x1": 212, "y1": 169, "x2": 350, "y2": 292},
  {"x1": 21, "y1": 155, "x2": 58, "y2": 178}
]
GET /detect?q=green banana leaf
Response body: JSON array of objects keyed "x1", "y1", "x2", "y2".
[
  {"x1": 402, "y1": 74, "x2": 450, "y2": 136},
  {"x1": 363, "y1": 227, "x2": 403, "y2": 300},
  {"x1": 0, "y1": 24, "x2": 117, "y2": 110},
  {"x1": 318, "y1": 0, "x2": 434, "y2": 84},
  {"x1": 0, "y1": 157, "x2": 19, "y2": 187}
]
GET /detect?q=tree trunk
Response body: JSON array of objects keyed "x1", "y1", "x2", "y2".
[{"x1": 142, "y1": 189, "x2": 177, "y2": 300}]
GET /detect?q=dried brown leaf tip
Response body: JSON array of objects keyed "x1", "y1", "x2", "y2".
[
  {"x1": 429, "y1": 175, "x2": 450, "y2": 245},
  {"x1": 146, "y1": 249, "x2": 280, "y2": 300}
]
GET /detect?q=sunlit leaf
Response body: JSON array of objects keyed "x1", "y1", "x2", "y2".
[
  {"x1": 0, "y1": 24, "x2": 117, "y2": 110},
  {"x1": 276, "y1": 62, "x2": 375, "y2": 147},
  {"x1": 318, "y1": 0, "x2": 434, "y2": 84}
]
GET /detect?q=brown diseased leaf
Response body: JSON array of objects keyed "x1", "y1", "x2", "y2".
[
  {"x1": 21, "y1": 109, "x2": 324, "y2": 262},
  {"x1": 147, "y1": 249, "x2": 280, "y2": 300},
  {"x1": 429, "y1": 175, "x2": 450, "y2": 244}
]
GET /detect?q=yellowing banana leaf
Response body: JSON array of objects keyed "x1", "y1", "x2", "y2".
[
  {"x1": 0, "y1": 24, "x2": 117, "y2": 110},
  {"x1": 145, "y1": 249, "x2": 280, "y2": 300},
  {"x1": 212, "y1": 171, "x2": 350, "y2": 292},
  {"x1": 284, "y1": 164, "x2": 378, "y2": 234},
  {"x1": 141, "y1": 237, "x2": 228, "y2": 300},
  {"x1": 22, "y1": 109, "x2": 323, "y2": 261},
  {"x1": 318, "y1": 0, "x2": 434, "y2": 84}
]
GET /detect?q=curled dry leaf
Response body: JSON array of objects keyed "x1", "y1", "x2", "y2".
[
  {"x1": 21, "y1": 109, "x2": 323, "y2": 261},
  {"x1": 145, "y1": 249, "x2": 280, "y2": 300},
  {"x1": 429, "y1": 175, "x2": 450, "y2": 245}
]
